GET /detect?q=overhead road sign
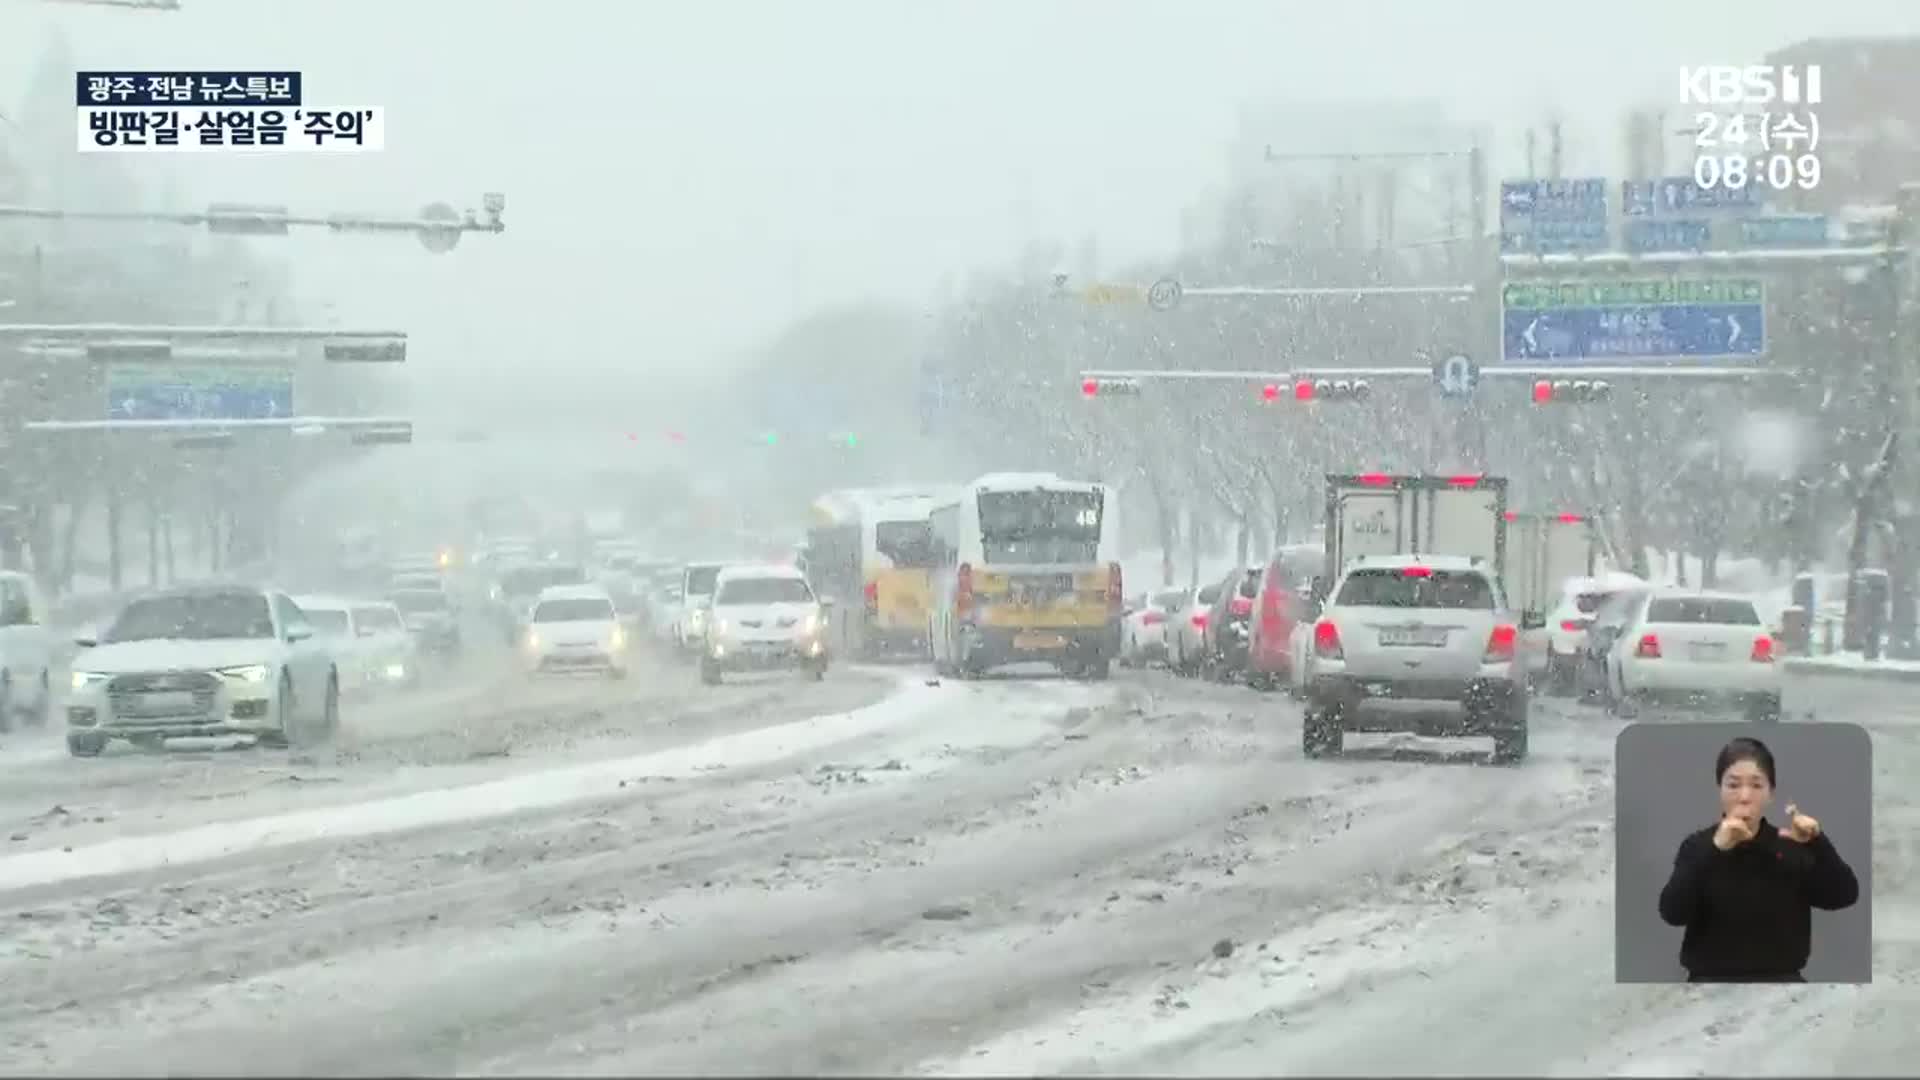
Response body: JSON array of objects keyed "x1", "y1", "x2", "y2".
[
  {"x1": 23, "y1": 415, "x2": 411, "y2": 436},
  {"x1": 0, "y1": 323, "x2": 407, "y2": 342},
  {"x1": 1735, "y1": 215, "x2": 1829, "y2": 248},
  {"x1": 1501, "y1": 244, "x2": 1894, "y2": 271},
  {"x1": 104, "y1": 363, "x2": 293, "y2": 421},
  {"x1": 1078, "y1": 365, "x2": 1783, "y2": 386},
  {"x1": 1431, "y1": 352, "x2": 1479, "y2": 399},
  {"x1": 1623, "y1": 219, "x2": 1711, "y2": 255},
  {"x1": 1500, "y1": 178, "x2": 1609, "y2": 255},
  {"x1": 1500, "y1": 278, "x2": 1765, "y2": 363},
  {"x1": 1620, "y1": 177, "x2": 1759, "y2": 217}
]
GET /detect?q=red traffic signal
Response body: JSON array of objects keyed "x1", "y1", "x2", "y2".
[
  {"x1": 1261, "y1": 383, "x2": 1280, "y2": 402},
  {"x1": 1081, "y1": 377, "x2": 1142, "y2": 398},
  {"x1": 1294, "y1": 378, "x2": 1371, "y2": 403},
  {"x1": 1531, "y1": 378, "x2": 1613, "y2": 405}
]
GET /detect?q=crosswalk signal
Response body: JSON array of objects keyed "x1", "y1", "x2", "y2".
[
  {"x1": 1530, "y1": 378, "x2": 1613, "y2": 405},
  {"x1": 1294, "y1": 378, "x2": 1371, "y2": 403}
]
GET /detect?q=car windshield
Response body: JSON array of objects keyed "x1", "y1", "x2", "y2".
[
  {"x1": 305, "y1": 609, "x2": 351, "y2": 637},
  {"x1": 104, "y1": 591, "x2": 274, "y2": 643},
  {"x1": 976, "y1": 489, "x2": 1102, "y2": 564},
  {"x1": 685, "y1": 565, "x2": 721, "y2": 595},
  {"x1": 1646, "y1": 596, "x2": 1761, "y2": 626},
  {"x1": 716, "y1": 577, "x2": 813, "y2": 605},
  {"x1": 533, "y1": 597, "x2": 615, "y2": 622},
  {"x1": 876, "y1": 520, "x2": 937, "y2": 569},
  {"x1": 1336, "y1": 568, "x2": 1495, "y2": 610},
  {"x1": 352, "y1": 607, "x2": 403, "y2": 632},
  {"x1": 1571, "y1": 591, "x2": 1607, "y2": 614},
  {"x1": 392, "y1": 590, "x2": 448, "y2": 613},
  {"x1": 1197, "y1": 585, "x2": 1221, "y2": 604}
]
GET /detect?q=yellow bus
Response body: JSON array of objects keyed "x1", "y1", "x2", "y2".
[{"x1": 805, "y1": 487, "x2": 954, "y2": 660}]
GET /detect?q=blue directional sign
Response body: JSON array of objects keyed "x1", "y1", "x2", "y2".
[
  {"x1": 1736, "y1": 215, "x2": 1829, "y2": 248},
  {"x1": 1499, "y1": 178, "x2": 1609, "y2": 254},
  {"x1": 1623, "y1": 218, "x2": 1711, "y2": 254},
  {"x1": 1621, "y1": 177, "x2": 1758, "y2": 217},
  {"x1": 104, "y1": 364, "x2": 294, "y2": 421},
  {"x1": 1500, "y1": 279, "x2": 1765, "y2": 363}
]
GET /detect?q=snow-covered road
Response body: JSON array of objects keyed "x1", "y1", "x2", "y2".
[{"x1": 0, "y1": 665, "x2": 1913, "y2": 1075}]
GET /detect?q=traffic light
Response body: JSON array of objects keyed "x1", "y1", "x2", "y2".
[
  {"x1": 833, "y1": 431, "x2": 858, "y2": 447},
  {"x1": 1292, "y1": 378, "x2": 1371, "y2": 403},
  {"x1": 1530, "y1": 379, "x2": 1613, "y2": 405},
  {"x1": 1081, "y1": 377, "x2": 1142, "y2": 398}
]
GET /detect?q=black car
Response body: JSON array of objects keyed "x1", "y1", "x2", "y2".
[
  {"x1": 1203, "y1": 568, "x2": 1262, "y2": 681},
  {"x1": 1574, "y1": 587, "x2": 1650, "y2": 701},
  {"x1": 392, "y1": 587, "x2": 461, "y2": 654}
]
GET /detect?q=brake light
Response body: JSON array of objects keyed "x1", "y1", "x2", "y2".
[
  {"x1": 1484, "y1": 624, "x2": 1517, "y2": 662},
  {"x1": 1142, "y1": 610, "x2": 1165, "y2": 625},
  {"x1": 1356, "y1": 472, "x2": 1392, "y2": 487},
  {"x1": 1556, "y1": 512, "x2": 1585, "y2": 524},
  {"x1": 1635, "y1": 633, "x2": 1661, "y2": 659},
  {"x1": 1230, "y1": 596, "x2": 1253, "y2": 617},
  {"x1": 1503, "y1": 511, "x2": 1518, "y2": 522},
  {"x1": 1313, "y1": 619, "x2": 1343, "y2": 659},
  {"x1": 1107, "y1": 562, "x2": 1124, "y2": 613},
  {"x1": 1401, "y1": 565, "x2": 1432, "y2": 578},
  {"x1": 863, "y1": 581, "x2": 879, "y2": 609},
  {"x1": 1446, "y1": 475, "x2": 1481, "y2": 488},
  {"x1": 956, "y1": 563, "x2": 974, "y2": 617},
  {"x1": 1191, "y1": 611, "x2": 1208, "y2": 628},
  {"x1": 1751, "y1": 635, "x2": 1775, "y2": 663},
  {"x1": 1560, "y1": 619, "x2": 1589, "y2": 632}
]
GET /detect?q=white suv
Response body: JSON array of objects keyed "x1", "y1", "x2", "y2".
[
  {"x1": 1301, "y1": 554, "x2": 1531, "y2": 763},
  {"x1": 700, "y1": 564, "x2": 829, "y2": 685}
]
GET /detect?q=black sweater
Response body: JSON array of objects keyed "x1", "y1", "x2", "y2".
[{"x1": 1657, "y1": 818, "x2": 1861, "y2": 980}]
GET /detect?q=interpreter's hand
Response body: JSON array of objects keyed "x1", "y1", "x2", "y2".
[
  {"x1": 1713, "y1": 815, "x2": 1757, "y2": 851},
  {"x1": 1778, "y1": 803, "x2": 1822, "y2": 843}
]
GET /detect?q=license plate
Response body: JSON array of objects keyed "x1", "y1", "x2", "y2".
[
  {"x1": 138, "y1": 691, "x2": 196, "y2": 711},
  {"x1": 1014, "y1": 632, "x2": 1067, "y2": 650},
  {"x1": 1379, "y1": 628, "x2": 1447, "y2": 647},
  {"x1": 1688, "y1": 642, "x2": 1728, "y2": 661}
]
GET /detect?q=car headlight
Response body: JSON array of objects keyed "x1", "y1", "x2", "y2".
[
  {"x1": 217, "y1": 664, "x2": 271, "y2": 684},
  {"x1": 802, "y1": 613, "x2": 821, "y2": 635},
  {"x1": 609, "y1": 626, "x2": 626, "y2": 649},
  {"x1": 714, "y1": 618, "x2": 730, "y2": 637},
  {"x1": 384, "y1": 663, "x2": 407, "y2": 679},
  {"x1": 71, "y1": 670, "x2": 109, "y2": 692},
  {"x1": 525, "y1": 632, "x2": 541, "y2": 650}
]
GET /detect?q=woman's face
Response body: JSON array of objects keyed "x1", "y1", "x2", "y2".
[{"x1": 1719, "y1": 758, "x2": 1773, "y2": 824}]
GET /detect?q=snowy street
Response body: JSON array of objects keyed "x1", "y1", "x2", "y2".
[{"x1": 1, "y1": 664, "x2": 1913, "y2": 1076}]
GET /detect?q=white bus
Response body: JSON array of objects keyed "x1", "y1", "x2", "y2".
[{"x1": 926, "y1": 472, "x2": 1123, "y2": 679}]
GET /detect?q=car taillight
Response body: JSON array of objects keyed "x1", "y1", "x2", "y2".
[
  {"x1": 956, "y1": 563, "x2": 974, "y2": 617},
  {"x1": 1484, "y1": 624, "x2": 1517, "y2": 662},
  {"x1": 1635, "y1": 633, "x2": 1661, "y2": 659},
  {"x1": 1751, "y1": 635, "x2": 1775, "y2": 663},
  {"x1": 1313, "y1": 619, "x2": 1342, "y2": 659},
  {"x1": 1229, "y1": 596, "x2": 1253, "y2": 617},
  {"x1": 1142, "y1": 611, "x2": 1165, "y2": 625},
  {"x1": 1192, "y1": 611, "x2": 1208, "y2": 628},
  {"x1": 1561, "y1": 619, "x2": 1590, "y2": 632},
  {"x1": 1107, "y1": 563, "x2": 1123, "y2": 612},
  {"x1": 863, "y1": 581, "x2": 879, "y2": 609}
]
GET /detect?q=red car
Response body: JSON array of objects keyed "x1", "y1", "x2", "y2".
[{"x1": 1247, "y1": 544, "x2": 1328, "y2": 690}]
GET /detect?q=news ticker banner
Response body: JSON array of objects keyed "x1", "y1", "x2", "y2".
[{"x1": 76, "y1": 70, "x2": 384, "y2": 153}]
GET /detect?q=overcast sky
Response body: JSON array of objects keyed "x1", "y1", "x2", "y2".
[{"x1": 3, "y1": 0, "x2": 1917, "y2": 388}]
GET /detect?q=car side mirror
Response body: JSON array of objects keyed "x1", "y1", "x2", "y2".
[
  {"x1": 819, "y1": 597, "x2": 835, "y2": 612},
  {"x1": 73, "y1": 635, "x2": 97, "y2": 649},
  {"x1": 286, "y1": 627, "x2": 313, "y2": 643},
  {"x1": 1520, "y1": 609, "x2": 1546, "y2": 631}
]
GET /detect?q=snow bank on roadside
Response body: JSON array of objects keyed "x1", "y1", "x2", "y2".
[{"x1": 0, "y1": 672, "x2": 939, "y2": 895}]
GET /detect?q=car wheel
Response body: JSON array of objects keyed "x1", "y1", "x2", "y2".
[
  {"x1": 1085, "y1": 656, "x2": 1111, "y2": 681},
  {"x1": 67, "y1": 731, "x2": 107, "y2": 757},
  {"x1": 0, "y1": 673, "x2": 12, "y2": 734},
  {"x1": 320, "y1": 673, "x2": 340, "y2": 740},
  {"x1": 27, "y1": 670, "x2": 49, "y2": 728},
  {"x1": 700, "y1": 659, "x2": 723, "y2": 685},
  {"x1": 260, "y1": 671, "x2": 296, "y2": 749}
]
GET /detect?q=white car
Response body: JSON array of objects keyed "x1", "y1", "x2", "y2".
[
  {"x1": 1167, "y1": 582, "x2": 1223, "y2": 676},
  {"x1": 699, "y1": 564, "x2": 829, "y2": 685},
  {"x1": 0, "y1": 570, "x2": 57, "y2": 732},
  {"x1": 1301, "y1": 554, "x2": 1530, "y2": 763},
  {"x1": 65, "y1": 585, "x2": 341, "y2": 756},
  {"x1": 674, "y1": 561, "x2": 726, "y2": 653},
  {"x1": 1120, "y1": 588, "x2": 1191, "y2": 666},
  {"x1": 522, "y1": 585, "x2": 629, "y2": 678},
  {"x1": 647, "y1": 579, "x2": 685, "y2": 646},
  {"x1": 293, "y1": 595, "x2": 420, "y2": 695},
  {"x1": 1520, "y1": 571, "x2": 1647, "y2": 695},
  {"x1": 1602, "y1": 588, "x2": 1781, "y2": 722}
]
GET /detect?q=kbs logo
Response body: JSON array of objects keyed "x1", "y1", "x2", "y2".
[{"x1": 1679, "y1": 65, "x2": 1822, "y2": 106}]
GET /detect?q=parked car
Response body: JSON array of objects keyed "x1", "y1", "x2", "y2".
[
  {"x1": 1120, "y1": 588, "x2": 1190, "y2": 667},
  {"x1": 1168, "y1": 582, "x2": 1223, "y2": 676}
]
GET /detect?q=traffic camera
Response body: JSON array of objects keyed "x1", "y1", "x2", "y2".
[{"x1": 1530, "y1": 378, "x2": 1613, "y2": 405}]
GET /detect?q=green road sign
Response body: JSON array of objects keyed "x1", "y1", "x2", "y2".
[{"x1": 1501, "y1": 278, "x2": 1765, "y2": 310}]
